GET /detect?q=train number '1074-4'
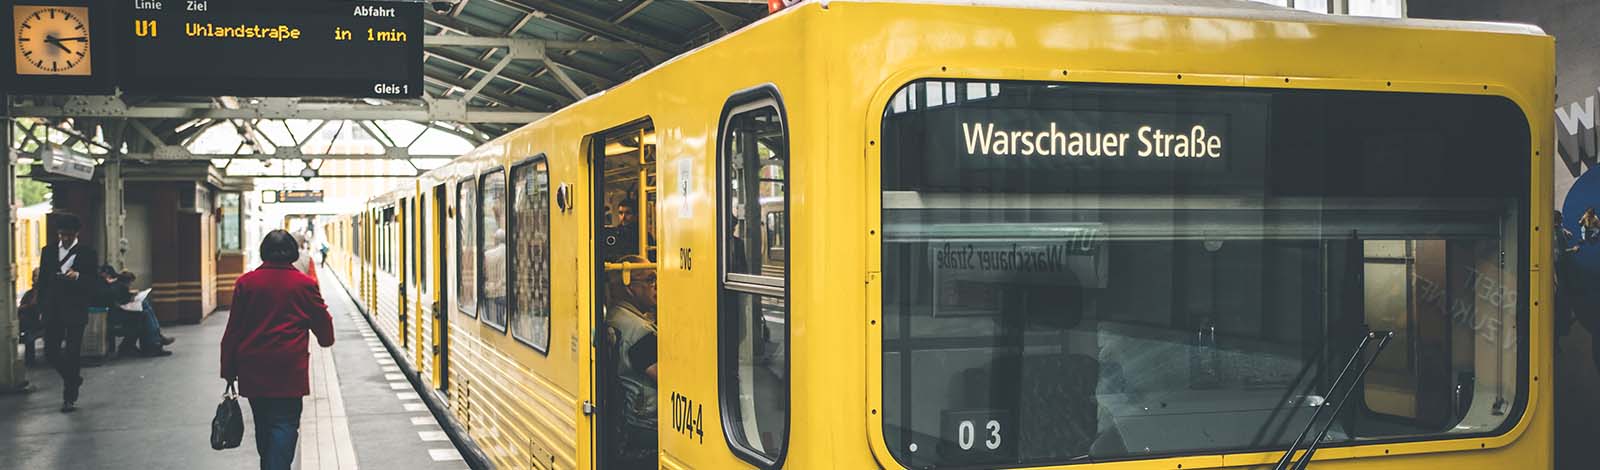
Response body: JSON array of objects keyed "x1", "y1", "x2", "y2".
[{"x1": 671, "y1": 391, "x2": 704, "y2": 444}]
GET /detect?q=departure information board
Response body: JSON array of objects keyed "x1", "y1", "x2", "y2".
[{"x1": 115, "y1": 0, "x2": 422, "y2": 98}]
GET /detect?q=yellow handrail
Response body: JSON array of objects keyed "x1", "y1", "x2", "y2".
[{"x1": 603, "y1": 260, "x2": 657, "y2": 285}]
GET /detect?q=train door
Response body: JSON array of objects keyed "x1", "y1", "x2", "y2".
[
  {"x1": 433, "y1": 183, "x2": 450, "y2": 390},
  {"x1": 400, "y1": 198, "x2": 410, "y2": 349},
  {"x1": 589, "y1": 119, "x2": 658, "y2": 469}
]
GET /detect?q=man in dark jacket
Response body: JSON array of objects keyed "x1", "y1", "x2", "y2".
[{"x1": 34, "y1": 213, "x2": 99, "y2": 412}]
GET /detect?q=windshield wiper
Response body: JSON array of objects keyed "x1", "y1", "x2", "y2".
[{"x1": 1271, "y1": 330, "x2": 1395, "y2": 470}]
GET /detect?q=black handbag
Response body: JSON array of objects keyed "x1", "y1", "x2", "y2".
[{"x1": 210, "y1": 381, "x2": 244, "y2": 450}]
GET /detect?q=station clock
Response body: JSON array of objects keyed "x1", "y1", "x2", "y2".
[{"x1": 13, "y1": 5, "x2": 93, "y2": 76}]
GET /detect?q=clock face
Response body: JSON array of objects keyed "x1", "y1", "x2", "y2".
[{"x1": 13, "y1": 5, "x2": 92, "y2": 76}]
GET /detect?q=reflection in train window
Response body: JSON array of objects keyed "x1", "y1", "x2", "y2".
[
  {"x1": 719, "y1": 91, "x2": 790, "y2": 466},
  {"x1": 511, "y1": 159, "x2": 553, "y2": 352},
  {"x1": 418, "y1": 196, "x2": 428, "y2": 288},
  {"x1": 457, "y1": 178, "x2": 478, "y2": 318},
  {"x1": 879, "y1": 79, "x2": 1528, "y2": 468},
  {"x1": 381, "y1": 206, "x2": 395, "y2": 274},
  {"x1": 724, "y1": 105, "x2": 787, "y2": 279},
  {"x1": 479, "y1": 169, "x2": 509, "y2": 330}
]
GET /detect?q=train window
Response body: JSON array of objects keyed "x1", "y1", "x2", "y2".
[
  {"x1": 879, "y1": 79, "x2": 1528, "y2": 468},
  {"x1": 403, "y1": 199, "x2": 412, "y2": 282},
  {"x1": 457, "y1": 178, "x2": 479, "y2": 318},
  {"x1": 510, "y1": 158, "x2": 553, "y2": 352},
  {"x1": 479, "y1": 169, "x2": 510, "y2": 331},
  {"x1": 718, "y1": 87, "x2": 790, "y2": 467},
  {"x1": 381, "y1": 206, "x2": 396, "y2": 274},
  {"x1": 418, "y1": 195, "x2": 428, "y2": 288},
  {"x1": 378, "y1": 212, "x2": 383, "y2": 272}
]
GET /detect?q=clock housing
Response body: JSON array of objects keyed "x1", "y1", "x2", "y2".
[
  {"x1": 6, "y1": 1, "x2": 112, "y2": 94},
  {"x1": 13, "y1": 5, "x2": 93, "y2": 76}
]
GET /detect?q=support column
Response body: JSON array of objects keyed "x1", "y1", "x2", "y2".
[
  {"x1": 0, "y1": 96, "x2": 26, "y2": 393},
  {"x1": 103, "y1": 157, "x2": 124, "y2": 270}
]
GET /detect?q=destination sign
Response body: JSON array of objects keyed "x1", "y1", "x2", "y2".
[
  {"x1": 945, "y1": 108, "x2": 1233, "y2": 166},
  {"x1": 115, "y1": 0, "x2": 422, "y2": 97},
  {"x1": 883, "y1": 94, "x2": 1270, "y2": 194}
]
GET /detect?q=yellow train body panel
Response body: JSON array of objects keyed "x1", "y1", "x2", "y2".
[
  {"x1": 323, "y1": 1, "x2": 1555, "y2": 469},
  {"x1": 14, "y1": 204, "x2": 49, "y2": 297}
]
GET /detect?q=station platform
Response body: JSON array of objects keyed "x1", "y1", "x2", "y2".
[{"x1": 0, "y1": 265, "x2": 470, "y2": 470}]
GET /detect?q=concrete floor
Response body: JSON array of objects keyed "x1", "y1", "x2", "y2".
[
  {"x1": 0, "y1": 265, "x2": 470, "y2": 470},
  {"x1": 319, "y1": 271, "x2": 468, "y2": 470}
]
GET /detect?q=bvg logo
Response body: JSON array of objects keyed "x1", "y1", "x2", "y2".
[{"x1": 134, "y1": 19, "x2": 158, "y2": 37}]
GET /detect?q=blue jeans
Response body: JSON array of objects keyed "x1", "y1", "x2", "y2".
[
  {"x1": 137, "y1": 299, "x2": 163, "y2": 350},
  {"x1": 249, "y1": 397, "x2": 303, "y2": 470}
]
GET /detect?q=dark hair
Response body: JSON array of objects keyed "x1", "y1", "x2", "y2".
[
  {"x1": 54, "y1": 213, "x2": 81, "y2": 232},
  {"x1": 98, "y1": 265, "x2": 118, "y2": 278},
  {"x1": 260, "y1": 229, "x2": 300, "y2": 263}
]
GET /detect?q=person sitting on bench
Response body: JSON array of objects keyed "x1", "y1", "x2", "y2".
[
  {"x1": 18, "y1": 280, "x2": 41, "y2": 367},
  {"x1": 98, "y1": 266, "x2": 173, "y2": 357}
]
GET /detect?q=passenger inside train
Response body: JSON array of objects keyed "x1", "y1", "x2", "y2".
[
  {"x1": 597, "y1": 123, "x2": 660, "y2": 469},
  {"x1": 606, "y1": 197, "x2": 656, "y2": 263},
  {"x1": 606, "y1": 254, "x2": 659, "y2": 468}
]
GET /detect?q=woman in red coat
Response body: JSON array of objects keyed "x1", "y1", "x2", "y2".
[{"x1": 220, "y1": 229, "x2": 335, "y2": 470}]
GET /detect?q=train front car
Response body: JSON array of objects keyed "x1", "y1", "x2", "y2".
[
  {"x1": 836, "y1": 1, "x2": 1553, "y2": 470},
  {"x1": 321, "y1": 1, "x2": 1556, "y2": 469}
]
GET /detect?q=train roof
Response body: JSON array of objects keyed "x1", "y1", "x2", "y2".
[
  {"x1": 831, "y1": 0, "x2": 1546, "y2": 36},
  {"x1": 361, "y1": 0, "x2": 1548, "y2": 207}
]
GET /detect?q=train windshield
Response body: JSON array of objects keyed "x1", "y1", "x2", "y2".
[{"x1": 879, "y1": 79, "x2": 1529, "y2": 468}]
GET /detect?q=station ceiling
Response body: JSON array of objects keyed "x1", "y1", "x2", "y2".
[
  {"x1": 422, "y1": 0, "x2": 767, "y2": 137},
  {"x1": 8, "y1": 0, "x2": 768, "y2": 163}
]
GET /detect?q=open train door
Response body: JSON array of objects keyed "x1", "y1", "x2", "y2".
[{"x1": 588, "y1": 119, "x2": 659, "y2": 469}]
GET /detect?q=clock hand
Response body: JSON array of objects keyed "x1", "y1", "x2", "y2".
[
  {"x1": 54, "y1": 36, "x2": 87, "y2": 42},
  {"x1": 45, "y1": 39, "x2": 73, "y2": 54}
]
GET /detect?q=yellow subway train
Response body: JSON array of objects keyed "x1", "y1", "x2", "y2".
[
  {"x1": 15, "y1": 202, "x2": 49, "y2": 298},
  {"x1": 323, "y1": 1, "x2": 1555, "y2": 468}
]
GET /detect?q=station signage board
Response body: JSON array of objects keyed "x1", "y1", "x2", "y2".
[
  {"x1": 114, "y1": 0, "x2": 422, "y2": 97},
  {"x1": 262, "y1": 189, "x2": 323, "y2": 203}
]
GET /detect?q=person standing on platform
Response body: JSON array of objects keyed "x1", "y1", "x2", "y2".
[
  {"x1": 1581, "y1": 207, "x2": 1600, "y2": 244},
  {"x1": 220, "y1": 230, "x2": 335, "y2": 470},
  {"x1": 1555, "y1": 211, "x2": 1580, "y2": 341},
  {"x1": 34, "y1": 213, "x2": 99, "y2": 413}
]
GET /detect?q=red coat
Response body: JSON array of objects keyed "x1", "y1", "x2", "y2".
[{"x1": 219, "y1": 262, "x2": 335, "y2": 398}]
